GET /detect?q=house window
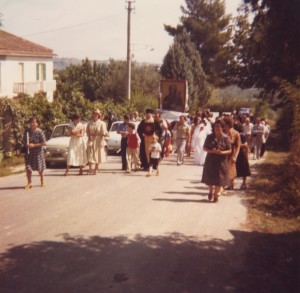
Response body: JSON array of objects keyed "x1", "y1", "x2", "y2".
[{"x1": 36, "y1": 63, "x2": 46, "y2": 81}]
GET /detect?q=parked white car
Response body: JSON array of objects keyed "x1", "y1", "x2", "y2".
[
  {"x1": 44, "y1": 123, "x2": 89, "y2": 167},
  {"x1": 105, "y1": 121, "x2": 140, "y2": 154}
]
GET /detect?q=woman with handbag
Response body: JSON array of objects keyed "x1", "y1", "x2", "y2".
[
  {"x1": 24, "y1": 116, "x2": 47, "y2": 190},
  {"x1": 201, "y1": 120, "x2": 231, "y2": 203}
]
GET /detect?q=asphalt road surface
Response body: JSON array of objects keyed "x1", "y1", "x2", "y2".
[{"x1": 0, "y1": 154, "x2": 248, "y2": 293}]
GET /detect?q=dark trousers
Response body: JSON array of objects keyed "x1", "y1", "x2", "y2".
[
  {"x1": 121, "y1": 137, "x2": 127, "y2": 170},
  {"x1": 139, "y1": 138, "x2": 149, "y2": 170}
]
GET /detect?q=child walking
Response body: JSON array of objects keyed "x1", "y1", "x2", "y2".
[
  {"x1": 146, "y1": 135, "x2": 162, "y2": 177},
  {"x1": 126, "y1": 123, "x2": 140, "y2": 173}
]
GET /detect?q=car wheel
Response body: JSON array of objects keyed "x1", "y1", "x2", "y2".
[{"x1": 46, "y1": 162, "x2": 51, "y2": 168}]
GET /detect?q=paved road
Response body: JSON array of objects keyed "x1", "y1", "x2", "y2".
[{"x1": 0, "y1": 154, "x2": 248, "y2": 292}]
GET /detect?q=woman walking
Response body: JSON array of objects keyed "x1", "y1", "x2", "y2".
[
  {"x1": 224, "y1": 116, "x2": 241, "y2": 190},
  {"x1": 24, "y1": 116, "x2": 47, "y2": 190},
  {"x1": 202, "y1": 120, "x2": 231, "y2": 203},
  {"x1": 192, "y1": 119, "x2": 208, "y2": 166},
  {"x1": 236, "y1": 128, "x2": 251, "y2": 189},
  {"x1": 64, "y1": 114, "x2": 87, "y2": 176},
  {"x1": 86, "y1": 109, "x2": 108, "y2": 175}
]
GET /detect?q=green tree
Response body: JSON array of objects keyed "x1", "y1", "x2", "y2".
[
  {"x1": 161, "y1": 30, "x2": 211, "y2": 109},
  {"x1": 234, "y1": 1, "x2": 300, "y2": 90},
  {"x1": 233, "y1": 0, "x2": 300, "y2": 146},
  {"x1": 165, "y1": 0, "x2": 234, "y2": 86},
  {"x1": 55, "y1": 58, "x2": 161, "y2": 104}
]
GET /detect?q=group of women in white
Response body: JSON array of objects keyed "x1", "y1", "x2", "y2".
[
  {"x1": 64, "y1": 109, "x2": 108, "y2": 176},
  {"x1": 191, "y1": 117, "x2": 212, "y2": 166}
]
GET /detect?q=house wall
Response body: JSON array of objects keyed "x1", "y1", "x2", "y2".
[{"x1": 0, "y1": 56, "x2": 56, "y2": 102}]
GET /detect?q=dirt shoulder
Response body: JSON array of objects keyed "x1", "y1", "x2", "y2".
[{"x1": 235, "y1": 152, "x2": 300, "y2": 293}]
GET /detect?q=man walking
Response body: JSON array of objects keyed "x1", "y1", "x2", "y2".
[{"x1": 117, "y1": 115, "x2": 130, "y2": 170}]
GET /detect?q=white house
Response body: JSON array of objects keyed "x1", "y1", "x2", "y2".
[{"x1": 0, "y1": 30, "x2": 56, "y2": 102}]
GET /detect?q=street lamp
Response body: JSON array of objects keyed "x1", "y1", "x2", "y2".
[{"x1": 126, "y1": 0, "x2": 135, "y2": 101}]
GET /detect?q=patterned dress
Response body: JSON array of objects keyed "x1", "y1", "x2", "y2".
[
  {"x1": 201, "y1": 133, "x2": 231, "y2": 186},
  {"x1": 24, "y1": 128, "x2": 46, "y2": 171},
  {"x1": 86, "y1": 120, "x2": 108, "y2": 164}
]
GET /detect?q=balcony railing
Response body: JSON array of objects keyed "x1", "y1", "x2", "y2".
[{"x1": 13, "y1": 80, "x2": 56, "y2": 95}]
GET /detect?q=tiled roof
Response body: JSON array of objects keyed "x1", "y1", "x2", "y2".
[{"x1": 0, "y1": 29, "x2": 55, "y2": 58}]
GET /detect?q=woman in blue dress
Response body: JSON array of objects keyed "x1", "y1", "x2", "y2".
[{"x1": 24, "y1": 117, "x2": 47, "y2": 190}]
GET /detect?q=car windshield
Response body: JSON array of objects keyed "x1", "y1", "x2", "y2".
[
  {"x1": 51, "y1": 125, "x2": 70, "y2": 138},
  {"x1": 110, "y1": 123, "x2": 121, "y2": 132}
]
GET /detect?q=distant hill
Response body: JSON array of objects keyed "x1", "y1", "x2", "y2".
[
  {"x1": 53, "y1": 57, "x2": 159, "y2": 71},
  {"x1": 53, "y1": 57, "x2": 109, "y2": 71}
]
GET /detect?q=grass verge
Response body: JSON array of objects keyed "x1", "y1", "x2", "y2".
[
  {"x1": 0, "y1": 155, "x2": 25, "y2": 177},
  {"x1": 245, "y1": 151, "x2": 300, "y2": 233},
  {"x1": 237, "y1": 151, "x2": 300, "y2": 292}
]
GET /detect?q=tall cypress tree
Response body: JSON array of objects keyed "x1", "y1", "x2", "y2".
[
  {"x1": 161, "y1": 30, "x2": 210, "y2": 108},
  {"x1": 165, "y1": 0, "x2": 234, "y2": 87}
]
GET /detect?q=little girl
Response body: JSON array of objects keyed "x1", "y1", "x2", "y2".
[{"x1": 146, "y1": 135, "x2": 162, "y2": 177}]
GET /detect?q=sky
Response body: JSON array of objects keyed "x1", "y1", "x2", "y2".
[{"x1": 0, "y1": 0, "x2": 242, "y2": 64}]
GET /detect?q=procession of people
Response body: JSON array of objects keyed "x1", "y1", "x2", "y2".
[{"x1": 23, "y1": 108, "x2": 270, "y2": 204}]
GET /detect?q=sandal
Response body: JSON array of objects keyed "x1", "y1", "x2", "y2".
[
  {"x1": 213, "y1": 194, "x2": 219, "y2": 203},
  {"x1": 25, "y1": 183, "x2": 32, "y2": 190},
  {"x1": 208, "y1": 193, "x2": 213, "y2": 201}
]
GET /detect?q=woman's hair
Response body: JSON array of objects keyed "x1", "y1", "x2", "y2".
[
  {"x1": 223, "y1": 116, "x2": 234, "y2": 128},
  {"x1": 29, "y1": 116, "x2": 40, "y2": 126},
  {"x1": 214, "y1": 119, "x2": 224, "y2": 129},
  {"x1": 72, "y1": 114, "x2": 81, "y2": 121},
  {"x1": 236, "y1": 124, "x2": 244, "y2": 133}
]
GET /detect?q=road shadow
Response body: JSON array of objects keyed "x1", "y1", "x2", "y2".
[
  {"x1": 154, "y1": 198, "x2": 210, "y2": 204},
  {"x1": 184, "y1": 186, "x2": 208, "y2": 191},
  {"x1": 0, "y1": 186, "x2": 25, "y2": 191},
  {"x1": 163, "y1": 191, "x2": 207, "y2": 196},
  {"x1": 0, "y1": 231, "x2": 299, "y2": 293}
]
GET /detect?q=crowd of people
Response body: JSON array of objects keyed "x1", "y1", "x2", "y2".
[{"x1": 23, "y1": 108, "x2": 270, "y2": 203}]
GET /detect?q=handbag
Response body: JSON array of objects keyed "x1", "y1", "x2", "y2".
[{"x1": 20, "y1": 146, "x2": 28, "y2": 154}]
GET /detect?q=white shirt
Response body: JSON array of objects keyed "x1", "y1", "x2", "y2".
[
  {"x1": 243, "y1": 122, "x2": 253, "y2": 135},
  {"x1": 149, "y1": 142, "x2": 162, "y2": 159}
]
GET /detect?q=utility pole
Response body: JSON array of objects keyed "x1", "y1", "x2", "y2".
[{"x1": 126, "y1": 0, "x2": 135, "y2": 101}]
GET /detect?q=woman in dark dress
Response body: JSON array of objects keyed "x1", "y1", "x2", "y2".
[
  {"x1": 24, "y1": 117, "x2": 47, "y2": 190},
  {"x1": 236, "y1": 132, "x2": 251, "y2": 189},
  {"x1": 202, "y1": 120, "x2": 231, "y2": 203}
]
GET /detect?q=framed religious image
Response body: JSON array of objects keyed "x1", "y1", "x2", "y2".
[{"x1": 159, "y1": 79, "x2": 188, "y2": 112}]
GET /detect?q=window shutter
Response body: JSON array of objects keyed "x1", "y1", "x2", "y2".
[
  {"x1": 43, "y1": 64, "x2": 46, "y2": 80},
  {"x1": 36, "y1": 64, "x2": 39, "y2": 81}
]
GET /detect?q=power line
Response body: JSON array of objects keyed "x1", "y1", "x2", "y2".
[{"x1": 23, "y1": 12, "x2": 124, "y2": 37}]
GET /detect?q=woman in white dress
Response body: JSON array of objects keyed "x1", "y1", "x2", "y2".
[
  {"x1": 192, "y1": 121, "x2": 208, "y2": 166},
  {"x1": 86, "y1": 109, "x2": 108, "y2": 175},
  {"x1": 64, "y1": 114, "x2": 87, "y2": 176}
]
